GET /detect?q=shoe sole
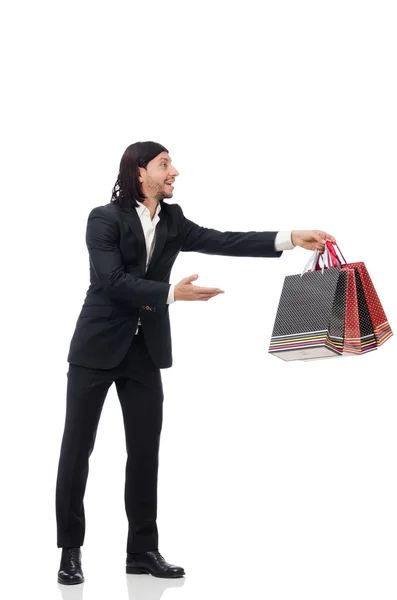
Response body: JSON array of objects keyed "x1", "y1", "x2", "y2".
[
  {"x1": 58, "y1": 577, "x2": 85, "y2": 585},
  {"x1": 126, "y1": 566, "x2": 184, "y2": 578}
]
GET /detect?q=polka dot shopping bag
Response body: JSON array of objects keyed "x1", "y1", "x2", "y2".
[
  {"x1": 268, "y1": 248, "x2": 348, "y2": 361},
  {"x1": 327, "y1": 242, "x2": 393, "y2": 350}
]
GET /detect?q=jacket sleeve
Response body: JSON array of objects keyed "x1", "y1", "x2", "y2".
[
  {"x1": 86, "y1": 206, "x2": 171, "y2": 309},
  {"x1": 178, "y1": 205, "x2": 283, "y2": 258}
]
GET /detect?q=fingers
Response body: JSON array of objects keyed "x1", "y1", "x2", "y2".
[
  {"x1": 324, "y1": 232, "x2": 336, "y2": 243},
  {"x1": 197, "y1": 288, "x2": 224, "y2": 300},
  {"x1": 196, "y1": 287, "x2": 224, "y2": 295},
  {"x1": 312, "y1": 231, "x2": 326, "y2": 244},
  {"x1": 313, "y1": 230, "x2": 336, "y2": 244},
  {"x1": 292, "y1": 230, "x2": 337, "y2": 252},
  {"x1": 309, "y1": 230, "x2": 336, "y2": 253},
  {"x1": 198, "y1": 293, "x2": 224, "y2": 301},
  {"x1": 181, "y1": 273, "x2": 199, "y2": 284}
]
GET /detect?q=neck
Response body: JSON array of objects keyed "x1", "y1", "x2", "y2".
[
  {"x1": 141, "y1": 197, "x2": 160, "y2": 220},
  {"x1": 143, "y1": 197, "x2": 159, "y2": 209}
]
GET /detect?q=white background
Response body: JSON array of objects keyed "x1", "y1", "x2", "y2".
[{"x1": 1, "y1": 1, "x2": 396, "y2": 599}]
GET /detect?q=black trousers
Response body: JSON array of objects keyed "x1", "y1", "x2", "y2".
[{"x1": 55, "y1": 328, "x2": 164, "y2": 553}]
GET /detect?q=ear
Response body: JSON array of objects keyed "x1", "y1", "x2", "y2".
[{"x1": 137, "y1": 166, "x2": 145, "y2": 183}]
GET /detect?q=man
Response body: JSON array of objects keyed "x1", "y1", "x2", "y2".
[{"x1": 55, "y1": 141, "x2": 335, "y2": 585}]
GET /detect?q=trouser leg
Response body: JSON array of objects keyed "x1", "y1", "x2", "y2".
[
  {"x1": 115, "y1": 334, "x2": 164, "y2": 554},
  {"x1": 55, "y1": 363, "x2": 113, "y2": 548}
]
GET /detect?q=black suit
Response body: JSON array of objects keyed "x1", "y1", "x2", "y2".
[
  {"x1": 56, "y1": 200, "x2": 282, "y2": 553},
  {"x1": 67, "y1": 201, "x2": 282, "y2": 369}
]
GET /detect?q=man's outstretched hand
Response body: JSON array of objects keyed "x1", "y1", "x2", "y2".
[
  {"x1": 174, "y1": 274, "x2": 224, "y2": 302},
  {"x1": 291, "y1": 230, "x2": 336, "y2": 252}
]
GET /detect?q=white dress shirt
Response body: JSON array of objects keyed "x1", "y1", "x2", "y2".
[{"x1": 134, "y1": 200, "x2": 294, "y2": 329}]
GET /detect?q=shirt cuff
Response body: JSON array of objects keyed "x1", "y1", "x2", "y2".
[
  {"x1": 275, "y1": 231, "x2": 294, "y2": 251},
  {"x1": 167, "y1": 284, "x2": 175, "y2": 304}
]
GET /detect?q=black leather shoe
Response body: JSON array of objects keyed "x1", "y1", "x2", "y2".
[
  {"x1": 58, "y1": 547, "x2": 85, "y2": 585},
  {"x1": 126, "y1": 550, "x2": 185, "y2": 578}
]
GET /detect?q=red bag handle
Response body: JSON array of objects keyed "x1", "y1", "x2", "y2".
[
  {"x1": 314, "y1": 241, "x2": 347, "y2": 271},
  {"x1": 327, "y1": 241, "x2": 347, "y2": 265}
]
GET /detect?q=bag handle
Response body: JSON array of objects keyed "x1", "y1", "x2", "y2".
[
  {"x1": 316, "y1": 241, "x2": 348, "y2": 271},
  {"x1": 326, "y1": 241, "x2": 347, "y2": 265},
  {"x1": 301, "y1": 249, "x2": 320, "y2": 276},
  {"x1": 322, "y1": 244, "x2": 338, "y2": 269},
  {"x1": 300, "y1": 241, "x2": 347, "y2": 277}
]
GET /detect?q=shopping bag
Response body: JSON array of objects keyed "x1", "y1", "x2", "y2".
[
  {"x1": 327, "y1": 243, "x2": 393, "y2": 348},
  {"x1": 342, "y1": 266, "x2": 361, "y2": 354},
  {"x1": 268, "y1": 251, "x2": 347, "y2": 361},
  {"x1": 342, "y1": 266, "x2": 377, "y2": 355}
]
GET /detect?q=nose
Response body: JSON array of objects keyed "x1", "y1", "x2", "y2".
[{"x1": 170, "y1": 166, "x2": 179, "y2": 177}]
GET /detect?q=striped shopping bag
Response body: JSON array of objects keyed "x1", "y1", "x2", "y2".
[{"x1": 269, "y1": 251, "x2": 347, "y2": 361}]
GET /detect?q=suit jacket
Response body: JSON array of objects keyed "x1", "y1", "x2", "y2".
[{"x1": 67, "y1": 201, "x2": 283, "y2": 369}]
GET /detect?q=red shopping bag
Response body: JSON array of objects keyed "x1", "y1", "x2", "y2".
[
  {"x1": 343, "y1": 267, "x2": 362, "y2": 354},
  {"x1": 342, "y1": 266, "x2": 377, "y2": 354},
  {"x1": 326, "y1": 243, "x2": 393, "y2": 348},
  {"x1": 314, "y1": 246, "x2": 376, "y2": 355}
]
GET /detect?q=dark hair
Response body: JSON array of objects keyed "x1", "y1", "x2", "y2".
[{"x1": 111, "y1": 141, "x2": 169, "y2": 209}]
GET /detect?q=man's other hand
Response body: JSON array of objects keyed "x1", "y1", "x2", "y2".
[{"x1": 174, "y1": 274, "x2": 225, "y2": 302}]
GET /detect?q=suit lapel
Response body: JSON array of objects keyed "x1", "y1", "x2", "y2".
[
  {"x1": 147, "y1": 208, "x2": 168, "y2": 274},
  {"x1": 121, "y1": 207, "x2": 147, "y2": 273},
  {"x1": 121, "y1": 203, "x2": 168, "y2": 275}
]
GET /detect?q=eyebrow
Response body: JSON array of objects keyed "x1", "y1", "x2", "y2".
[{"x1": 158, "y1": 156, "x2": 172, "y2": 162}]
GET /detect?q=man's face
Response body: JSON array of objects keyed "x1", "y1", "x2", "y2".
[{"x1": 138, "y1": 152, "x2": 179, "y2": 201}]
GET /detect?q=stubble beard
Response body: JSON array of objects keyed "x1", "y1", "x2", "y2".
[{"x1": 148, "y1": 178, "x2": 172, "y2": 202}]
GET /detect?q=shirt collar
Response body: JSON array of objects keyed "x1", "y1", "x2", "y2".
[{"x1": 135, "y1": 200, "x2": 162, "y2": 218}]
